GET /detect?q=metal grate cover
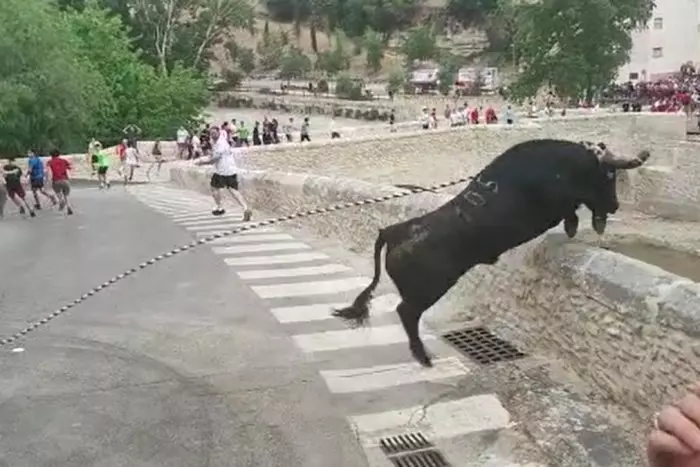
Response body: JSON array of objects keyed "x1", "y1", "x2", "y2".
[
  {"x1": 379, "y1": 432, "x2": 451, "y2": 466},
  {"x1": 442, "y1": 326, "x2": 526, "y2": 365},
  {"x1": 380, "y1": 433, "x2": 433, "y2": 455},
  {"x1": 390, "y1": 450, "x2": 450, "y2": 466}
]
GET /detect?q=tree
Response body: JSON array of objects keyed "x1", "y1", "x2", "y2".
[
  {"x1": 64, "y1": 2, "x2": 210, "y2": 140},
  {"x1": 0, "y1": 0, "x2": 111, "y2": 155},
  {"x1": 386, "y1": 68, "x2": 405, "y2": 95},
  {"x1": 315, "y1": 32, "x2": 350, "y2": 75},
  {"x1": 401, "y1": 25, "x2": 438, "y2": 63},
  {"x1": 363, "y1": 28, "x2": 384, "y2": 73},
  {"x1": 447, "y1": 0, "x2": 498, "y2": 25},
  {"x1": 437, "y1": 53, "x2": 460, "y2": 95},
  {"x1": 129, "y1": 0, "x2": 255, "y2": 75},
  {"x1": 279, "y1": 47, "x2": 312, "y2": 81},
  {"x1": 508, "y1": 0, "x2": 655, "y2": 103},
  {"x1": 237, "y1": 47, "x2": 256, "y2": 74}
]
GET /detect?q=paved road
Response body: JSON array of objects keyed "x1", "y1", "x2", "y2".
[{"x1": 0, "y1": 186, "x2": 368, "y2": 467}]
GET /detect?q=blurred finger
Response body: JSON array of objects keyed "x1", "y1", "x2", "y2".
[
  {"x1": 648, "y1": 429, "x2": 696, "y2": 458},
  {"x1": 658, "y1": 406, "x2": 700, "y2": 451},
  {"x1": 678, "y1": 393, "x2": 700, "y2": 430}
]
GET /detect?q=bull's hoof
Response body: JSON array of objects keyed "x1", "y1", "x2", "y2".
[{"x1": 564, "y1": 216, "x2": 579, "y2": 238}]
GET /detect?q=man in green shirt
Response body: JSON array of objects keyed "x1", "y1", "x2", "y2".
[
  {"x1": 95, "y1": 145, "x2": 111, "y2": 189},
  {"x1": 237, "y1": 121, "x2": 250, "y2": 147}
]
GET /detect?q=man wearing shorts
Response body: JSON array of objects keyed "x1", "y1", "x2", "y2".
[
  {"x1": 27, "y1": 150, "x2": 57, "y2": 210},
  {"x1": 3, "y1": 156, "x2": 35, "y2": 217},
  {"x1": 95, "y1": 145, "x2": 111, "y2": 189},
  {"x1": 0, "y1": 165, "x2": 7, "y2": 219},
  {"x1": 47, "y1": 150, "x2": 74, "y2": 215},
  {"x1": 195, "y1": 127, "x2": 252, "y2": 220}
]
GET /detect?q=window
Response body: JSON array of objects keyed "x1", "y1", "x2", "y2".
[
  {"x1": 653, "y1": 17, "x2": 663, "y2": 29},
  {"x1": 652, "y1": 47, "x2": 663, "y2": 58},
  {"x1": 629, "y1": 72, "x2": 639, "y2": 80}
]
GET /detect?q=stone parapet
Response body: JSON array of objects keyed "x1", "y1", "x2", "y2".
[{"x1": 170, "y1": 165, "x2": 700, "y2": 424}]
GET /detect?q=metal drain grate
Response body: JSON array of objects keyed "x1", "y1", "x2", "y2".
[
  {"x1": 442, "y1": 326, "x2": 526, "y2": 365},
  {"x1": 380, "y1": 433, "x2": 433, "y2": 455},
  {"x1": 390, "y1": 450, "x2": 450, "y2": 466}
]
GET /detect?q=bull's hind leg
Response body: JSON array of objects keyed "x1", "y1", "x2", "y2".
[{"x1": 396, "y1": 301, "x2": 433, "y2": 367}]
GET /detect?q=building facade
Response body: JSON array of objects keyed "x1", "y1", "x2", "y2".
[{"x1": 616, "y1": 0, "x2": 700, "y2": 83}]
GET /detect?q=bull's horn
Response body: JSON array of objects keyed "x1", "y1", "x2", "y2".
[{"x1": 601, "y1": 148, "x2": 651, "y2": 169}]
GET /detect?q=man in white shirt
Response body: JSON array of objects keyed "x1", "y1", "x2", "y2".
[
  {"x1": 176, "y1": 126, "x2": 189, "y2": 159},
  {"x1": 195, "y1": 127, "x2": 252, "y2": 220},
  {"x1": 191, "y1": 133, "x2": 202, "y2": 159}
]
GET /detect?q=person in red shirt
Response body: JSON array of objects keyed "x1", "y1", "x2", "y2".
[
  {"x1": 485, "y1": 106, "x2": 498, "y2": 124},
  {"x1": 469, "y1": 106, "x2": 479, "y2": 124},
  {"x1": 46, "y1": 149, "x2": 74, "y2": 215}
]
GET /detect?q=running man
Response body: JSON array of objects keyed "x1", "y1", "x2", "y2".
[
  {"x1": 194, "y1": 127, "x2": 252, "y2": 220},
  {"x1": 46, "y1": 149, "x2": 74, "y2": 215},
  {"x1": 88, "y1": 138, "x2": 101, "y2": 176},
  {"x1": 121, "y1": 140, "x2": 140, "y2": 185},
  {"x1": 146, "y1": 140, "x2": 165, "y2": 181},
  {"x1": 3, "y1": 156, "x2": 35, "y2": 217},
  {"x1": 26, "y1": 150, "x2": 57, "y2": 210},
  {"x1": 94, "y1": 144, "x2": 111, "y2": 189}
]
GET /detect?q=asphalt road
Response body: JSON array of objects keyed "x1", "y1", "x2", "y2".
[{"x1": 0, "y1": 187, "x2": 369, "y2": 467}]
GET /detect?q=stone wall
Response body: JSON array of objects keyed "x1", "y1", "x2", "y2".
[
  {"x1": 169, "y1": 165, "x2": 700, "y2": 423},
  {"x1": 232, "y1": 112, "x2": 696, "y2": 220}
]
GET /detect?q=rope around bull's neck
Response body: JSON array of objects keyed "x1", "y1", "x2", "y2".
[{"x1": 0, "y1": 175, "x2": 474, "y2": 347}]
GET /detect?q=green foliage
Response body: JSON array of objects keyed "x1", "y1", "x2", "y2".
[
  {"x1": 386, "y1": 68, "x2": 406, "y2": 95},
  {"x1": 0, "y1": 0, "x2": 111, "y2": 155},
  {"x1": 335, "y1": 73, "x2": 364, "y2": 100},
  {"x1": 279, "y1": 47, "x2": 312, "y2": 80},
  {"x1": 437, "y1": 53, "x2": 461, "y2": 95},
  {"x1": 363, "y1": 28, "x2": 384, "y2": 73},
  {"x1": 257, "y1": 31, "x2": 290, "y2": 70},
  {"x1": 447, "y1": 0, "x2": 498, "y2": 25},
  {"x1": 508, "y1": 0, "x2": 655, "y2": 103},
  {"x1": 265, "y1": 0, "x2": 420, "y2": 42},
  {"x1": 0, "y1": 0, "x2": 210, "y2": 155},
  {"x1": 222, "y1": 69, "x2": 244, "y2": 89},
  {"x1": 317, "y1": 79, "x2": 329, "y2": 93},
  {"x1": 315, "y1": 33, "x2": 351, "y2": 75},
  {"x1": 237, "y1": 47, "x2": 257, "y2": 74},
  {"x1": 401, "y1": 25, "x2": 437, "y2": 64}
]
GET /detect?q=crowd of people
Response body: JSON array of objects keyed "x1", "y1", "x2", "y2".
[
  {"x1": 173, "y1": 116, "x2": 314, "y2": 161},
  {"x1": 604, "y1": 63, "x2": 700, "y2": 114}
]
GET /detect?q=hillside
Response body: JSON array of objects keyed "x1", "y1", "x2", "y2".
[{"x1": 210, "y1": 0, "x2": 494, "y2": 79}]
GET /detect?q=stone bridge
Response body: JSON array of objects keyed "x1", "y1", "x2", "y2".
[{"x1": 169, "y1": 110, "x2": 700, "y2": 436}]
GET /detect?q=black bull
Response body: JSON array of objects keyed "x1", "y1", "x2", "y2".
[{"x1": 332, "y1": 139, "x2": 651, "y2": 367}]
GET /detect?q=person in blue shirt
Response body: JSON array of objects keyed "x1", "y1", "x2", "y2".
[{"x1": 26, "y1": 150, "x2": 57, "y2": 210}]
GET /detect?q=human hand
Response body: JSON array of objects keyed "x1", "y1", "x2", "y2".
[{"x1": 648, "y1": 383, "x2": 700, "y2": 467}]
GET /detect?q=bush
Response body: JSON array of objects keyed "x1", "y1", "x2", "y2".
[
  {"x1": 335, "y1": 73, "x2": 365, "y2": 100},
  {"x1": 387, "y1": 68, "x2": 406, "y2": 95},
  {"x1": 222, "y1": 69, "x2": 243, "y2": 89},
  {"x1": 237, "y1": 47, "x2": 256, "y2": 74},
  {"x1": 317, "y1": 79, "x2": 329, "y2": 93}
]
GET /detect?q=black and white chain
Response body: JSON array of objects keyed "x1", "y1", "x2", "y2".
[{"x1": 0, "y1": 177, "x2": 471, "y2": 347}]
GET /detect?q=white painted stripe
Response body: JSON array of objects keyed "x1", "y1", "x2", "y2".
[
  {"x1": 349, "y1": 394, "x2": 511, "y2": 446},
  {"x1": 224, "y1": 252, "x2": 328, "y2": 266},
  {"x1": 137, "y1": 198, "x2": 208, "y2": 209},
  {"x1": 179, "y1": 217, "x2": 245, "y2": 227},
  {"x1": 196, "y1": 230, "x2": 236, "y2": 238},
  {"x1": 147, "y1": 206, "x2": 189, "y2": 214},
  {"x1": 172, "y1": 212, "x2": 243, "y2": 221},
  {"x1": 175, "y1": 215, "x2": 244, "y2": 224},
  {"x1": 186, "y1": 222, "x2": 244, "y2": 231},
  {"x1": 292, "y1": 324, "x2": 434, "y2": 353},
  {"x1": 237, "y1": 263, "x2": 351, "y2": 280},
  {"x1": 252, "y1": 277, "x2": 369, "y2": 299},
  {"x1": 321, "y1": 357, "x2": 468, "y2": 394},
  {"x1": 208, "y1": 233, "x2": 294, "y2": 244},
  {"x1": 202, "y1": 227, "x2": 280, "y2": 237},
  {"x1": 270, "y1": 293, "x2": 400, "y2": 323},
  {"x1": 213, "y1": 242, "x2": 310, "y2": 255}
]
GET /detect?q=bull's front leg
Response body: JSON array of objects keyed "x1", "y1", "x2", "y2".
[{"x1": 563, "y1": 214, "x2": 579, "y2": 238}]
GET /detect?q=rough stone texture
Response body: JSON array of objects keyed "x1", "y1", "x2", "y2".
[
  {"x1": 170, "y1": 165, "x2": 700, "y2": 426},
  {"x1": 231, "y1": 112, "x2": 700, "y2": 221}
]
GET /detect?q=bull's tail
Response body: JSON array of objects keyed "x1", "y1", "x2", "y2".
[{"x1": 332, "y1": 231, "x2": 386, "y2": 327}]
